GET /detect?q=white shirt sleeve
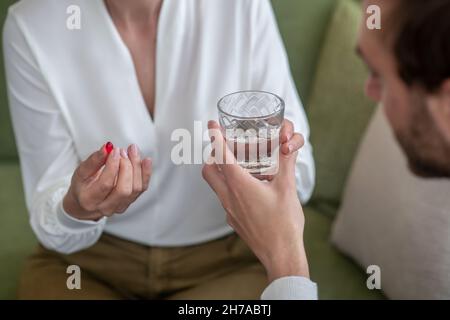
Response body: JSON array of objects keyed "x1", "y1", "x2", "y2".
[
  {"x1": 250, "y1": 0, "x2": 316, "y2": 203},
  {"x1": 3, "y1": 9, "x2": 106, "y2": 254},
  {"x1": 261, "y1": 277, "x2": 318, "y2": 300}
]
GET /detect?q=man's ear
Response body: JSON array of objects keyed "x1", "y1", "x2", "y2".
[{"x1": 427, "y1": 79, "x2": 450, "y2": 143}]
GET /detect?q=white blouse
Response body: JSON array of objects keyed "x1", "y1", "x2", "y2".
[{"x1": 4, "y1": 0, "x2": 315, "y2": 254}]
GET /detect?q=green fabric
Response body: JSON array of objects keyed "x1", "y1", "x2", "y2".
[
  {"x1": 0, "y1": 164, "x2": 37, "y2": 299},
  {"x1": 0, "y1": 0, "x2": 18, "y2": 161},
  {"x1": 303, "y1": 206, "x2": 384, "y2": 299},
  {"x1": 272, "y1": 0, "x2": 337, "y2": 104},
  {"x1": 307, "y1": 0, "x2": 376, "y2": 216}
]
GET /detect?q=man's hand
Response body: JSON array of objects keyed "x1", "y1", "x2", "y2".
[
  {"x1": 63, "y1": 143, "x2": 152, "y2": 221},
  {"x1": 279, "y1": 119, "x2": 305, "y2": 156},
  {"x1": 254, "y1": 119, "x2": 305, "y2": 181},
  {"x1": 202, "y1": 121, "x2": 310, "y2": 282}
]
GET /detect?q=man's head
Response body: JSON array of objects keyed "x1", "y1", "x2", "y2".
[{"x1": 358, "y1": 0, "x2": 450, "y2": 177}]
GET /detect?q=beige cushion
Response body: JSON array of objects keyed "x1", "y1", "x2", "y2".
[{"x1": 331, "y1": 106, "x2": 450, "y2": 299}]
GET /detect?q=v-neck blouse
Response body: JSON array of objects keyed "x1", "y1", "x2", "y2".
[{"x1": 4, "y1": 0, "x2": 315, "y2": 253}]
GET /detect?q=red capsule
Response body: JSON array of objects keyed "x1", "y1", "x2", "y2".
[{"x1": 105, "y1": 142, "x2": 114, "y2": 155}]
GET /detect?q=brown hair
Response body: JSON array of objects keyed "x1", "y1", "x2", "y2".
[{"x1": 392, "y1": 0, "x2": 450, "y2": 92}]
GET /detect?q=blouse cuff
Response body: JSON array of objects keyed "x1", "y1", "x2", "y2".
[{"x1": 56, "y1": 200, "x2": 106, "y2": 231}]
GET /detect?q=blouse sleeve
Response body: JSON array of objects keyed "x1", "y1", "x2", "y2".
[
  {"x1": 249, "y1": 0, "x2": 315, "y2": 203},
  {"x1": 3, "y1": 8, "x2": 106, "y2": 254}
]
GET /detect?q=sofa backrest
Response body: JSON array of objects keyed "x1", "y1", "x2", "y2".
[
  {"x1": 306, "y1": 0, "x2": 376, "y2": 216},
  {"x1": 0, "y1": 0, "x2": 17, "y2": 161},
  {"x1": 272, "y1": 0, "x2": 337, "y2": 105}
]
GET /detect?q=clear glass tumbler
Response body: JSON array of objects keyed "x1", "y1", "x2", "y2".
[{"x1": 217, "y1": 90, "x2": 285, "y2": 175}]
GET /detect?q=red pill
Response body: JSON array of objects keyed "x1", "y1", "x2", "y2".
[{"x1": 105, "y1": 142, "x2": 114, "y2": 155}]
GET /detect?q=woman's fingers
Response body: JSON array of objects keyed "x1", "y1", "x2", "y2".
[
  {"x1": 99, "y1": 148, "x2": 151, "y2": 216},
  {"x1": 128, "y1": 144, "x2": 143, "y2": 197},
  {"x1": 75, "y1": 144, "x2": 108, "y2": 181},
  {"x1": 141, "y1": 158, "x2": 152, "y2": 191},
  {"x1": 98, "y1": 149, "x2": 133, "y2": 215},
  {"x1": 90, "y1": 147, "x2": 121, "y2": 203},
  {"x1": 73, "y1": 143, "x2": 151, "y2": 218},
  {"x1": 113, "y1": 154, "x2": 152, "y2": 214}
]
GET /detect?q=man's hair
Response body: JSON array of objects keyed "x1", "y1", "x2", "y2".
[{"x1": 392, "y1": 0, "x2": 450, "y2": 92}]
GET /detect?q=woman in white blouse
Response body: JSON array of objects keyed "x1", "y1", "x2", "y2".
[{"x1": 4, "y1": 0, "x2": 315, "y2": 299}]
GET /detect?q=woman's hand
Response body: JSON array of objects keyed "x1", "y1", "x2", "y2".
[
  {"x1": 202, "y1": 121, "x2": 310, "y2": 282},
  {"x1": 63, "y1": 143, "x2": 152, "y2": 221}
]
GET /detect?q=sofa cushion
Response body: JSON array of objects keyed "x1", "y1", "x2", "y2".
[
  {"x1": 0, "y1": 163, "x2": 37, "y2": 299},
  {"x1": 331, "y1": 107, "x2": 450, "y2": 299},
  {"x1": 271, "y1": 0, "x2": 336, "y2": 102},
  {"x1": 304, "y1": 206, "x2": 384, "y2": 299},
  {"x1": 307, "y1": 0, "x2": 376, "y2": 216},
  {"x1": 0, "y1": 0, "x2": 19, "y2": 160}
]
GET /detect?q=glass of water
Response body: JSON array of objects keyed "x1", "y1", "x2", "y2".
[{"x1": 217, "y1": 91, "x2": 285, "y2": 175}]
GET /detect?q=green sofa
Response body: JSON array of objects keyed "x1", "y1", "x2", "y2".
[{"x1": 0, "y1": 0, "x2": 383, "y2": 299}]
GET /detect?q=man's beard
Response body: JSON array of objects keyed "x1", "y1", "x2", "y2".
[
  {"x1": 395, "y1": 96, "x2": 450, "y2": 178},
  {"x1": 406, "y1": 152, "x2": 450, "y2": 178}
]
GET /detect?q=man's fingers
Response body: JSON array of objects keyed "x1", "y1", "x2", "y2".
[
  {"x1": 253, "y1": 174, "x2": 274, "y2": 181},
  {"x1": 76, "y1": 144, "x2": 108, "y2": 180},
  {"x1": 202, "y1": 160, "x2": 229, "y2": 202},
  {"x1": 207, "y1": 120, "x2": 246, "y2": 182},
  {"x1": 281, "y1": 133, "x2": 305, "y2": 155},
  {"x1": 275, "y1": 150, "x2": 299, "y2": 186},
  {"x1": 208, "y1": 120, "x2": 234, "y2": 165},
  {"x1": 91, "y1": 147, "x2": 121, "y2": 202},
  {"x1": 280, "y1": 119, "x2": 294, "y2": 144}
]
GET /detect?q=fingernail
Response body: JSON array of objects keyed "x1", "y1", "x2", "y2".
[
  {"x1": 130, "y1": 144, "x2": 138, "y2": 156},
  {"x1": 288, "y1": 144, "x2": 293, "y2": 153},
  {"x1": 144, "y1": 158, "x2": 152, "y2": 168},
  {"x1": 113, "y1": 147, "x2": 120, "y2": 159},
  {"x1": 105, "y1": 142, "x2": 114, "y2": 155},
  {"x1": 208, "y1": 120, "x2": 216, "y2": 129},
  {"x1": 120, "y1": 148, "x2": 129, "y2": 159}
]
